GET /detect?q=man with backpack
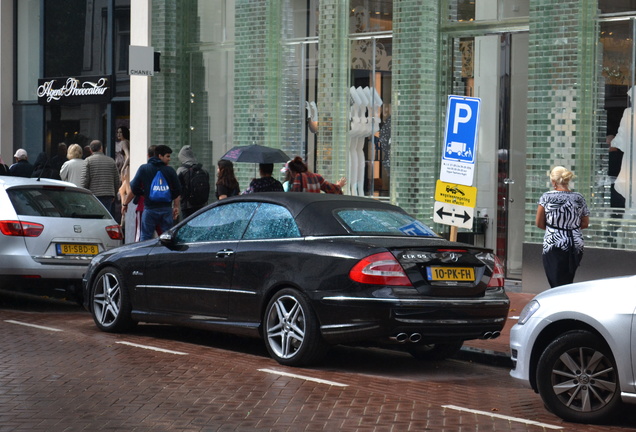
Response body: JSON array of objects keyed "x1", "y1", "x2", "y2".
[
  {"x1": 127, "y1": 145, "x2": 181, "y2": 241},
  {"x1": 177, "y1": 145, "x2": 210, "y2": 218}
]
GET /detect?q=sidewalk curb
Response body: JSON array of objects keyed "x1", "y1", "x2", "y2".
[{"x1": 454, "y1": 346, "x2": 513, "y2": 368}]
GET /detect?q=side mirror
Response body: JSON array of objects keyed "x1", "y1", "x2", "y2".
[{"x1": 159, "y1": 232, "x2": 174, "y2": 246}]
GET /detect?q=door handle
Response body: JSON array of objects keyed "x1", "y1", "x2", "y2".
[{"x1": 216, "y1": 249, "x2": 234, "y2": 258}]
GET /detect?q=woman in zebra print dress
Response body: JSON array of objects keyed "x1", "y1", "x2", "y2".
[{"x1": 536, "y1": 166, "x2": 590, "y2": 288}]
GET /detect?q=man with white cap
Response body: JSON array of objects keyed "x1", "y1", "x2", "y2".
[{"x1": 9, "y1": 148, "x2": 34, "y2": 178}]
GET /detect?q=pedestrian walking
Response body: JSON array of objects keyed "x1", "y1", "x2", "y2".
[
  {"x1": 0, "y1": 155, "x2": 8, "y2": 175},
  {"x1": 536, "y1": 166, "x2": 589, "y2": 288},
  {"x1": 82, "y1": 140, "x2": 121, "y2": 219},
  {"x1": 49, "y1": 142, "x2": 68, "y2": 176},
  {"x1": 215, "y1": 159, "x2": 240, "y2": 200},
  {"x1": 60, "y1": 144, "x2": 86, "y2": 186},
  {"x1": 287, "y1": 156, "x2": 346, "y2": 194},
  {"x1": 128, "y1": 145, "x2": 181, "y2": 241},
  {"x1": 126, "y1": 145, "x2": 158, "y2": 242},
  {"x1": 31, "y1": 152, "x2": 59, "y2": 179},
  {"x1": 9, "y1": 149, "x2": 34, "y2": 178},
  {"x1": 177, "y1": 145, "x2": 210, "y2": 217},
  {"x1": 243, "y1": 163, "x2": 284, "y2": 194}
]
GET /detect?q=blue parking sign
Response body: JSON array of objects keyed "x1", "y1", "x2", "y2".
[{"x1": 443, "y1": 96, "x2": 480, "y2": 164}]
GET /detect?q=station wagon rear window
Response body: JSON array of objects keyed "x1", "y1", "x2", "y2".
[
  {"x1": 8, "y1": 187, "x2": 112, "y2": 219},
  {"x1": 336, "y1": 209, "x2": 439, "y2": 237}
]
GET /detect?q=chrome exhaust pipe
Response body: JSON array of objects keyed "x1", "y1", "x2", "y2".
[
  {"x1": 409, "y1": 333, "x2": 422, "y2": 343},
  {"x1": 481, "y1": 331, "x2": 493, "y2": 340},
  {"x1": 491, "y1": 331, "x2": 501, "y2": 339},
  {"x1": 390, "y1": 333, "x2": 409, "y2": 343}
]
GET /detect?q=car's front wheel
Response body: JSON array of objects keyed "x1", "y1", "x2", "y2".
[
  {"x1": 263, "y1": 288, "x2": 328, "y2": 366},
  {"x1": 90, "y1": 267, "x2": 135, "y2": 333},
  {"x1": 536, "y1": 330, "x2": 621, "y2": 424}
]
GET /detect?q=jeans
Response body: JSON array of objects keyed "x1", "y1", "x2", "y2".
[
  {"x1": 140, "y1": 206, "x2": 173, "y2": 241},
  {"x1": 97, "y1": 196, "x2": 116, "y2": 219}
]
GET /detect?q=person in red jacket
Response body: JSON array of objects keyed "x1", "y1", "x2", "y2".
[{"x1": 287, "y1": 156, "x2": 346, "y2": 194}]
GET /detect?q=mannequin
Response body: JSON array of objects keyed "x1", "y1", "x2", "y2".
[
  {"x1": 365, "y1": 87, "x2": 383, "y2": 196},
  {"x1": 306, "y1": 101, "x2": 318, "y2": 134},
  {"x1": 348, "y1": 87, "x2": 368, "y2": 196},
  {"x1": 348, "y1": 87, "x2": 364, "y2": 195},
  {"x1": 610, "y1": 86, "x2": 636, "y2": 208}
]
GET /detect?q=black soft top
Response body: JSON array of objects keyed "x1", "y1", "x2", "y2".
[{"x1": 219, "y1": 192, "x2": 406, "y2": 236}]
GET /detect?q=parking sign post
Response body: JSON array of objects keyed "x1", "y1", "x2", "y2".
[{"x1": 437, "y1": 95, "x2": 481, "y2": 241}]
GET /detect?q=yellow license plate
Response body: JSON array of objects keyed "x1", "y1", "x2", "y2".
[
  {"x1": 427, "y1": 266, "x2": 474, "y2": 281},
  {"x1": 57, "y1": 244, "x2": 99, "y2": 256}
]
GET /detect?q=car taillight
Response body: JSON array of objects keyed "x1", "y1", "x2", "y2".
[
  {"x1": 487, "y1": 254, "x2": 505, "y2": 288},
  {"x1": 349, "y1": 252, "x2": 412, "y2": 286},
  {"x1": 0, "y1": 220, "x2": 44, "y2": 237},
  {"x1": 105, "y1": 225, "x2": 123, "y2": 240}
]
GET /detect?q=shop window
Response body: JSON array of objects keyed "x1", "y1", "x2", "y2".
[
  {"x1": 186, "y1": 1, "x2": 236, "y2": 183},
  {"x1": 279, "y1": 0, "x2": 319, "y2": 168},
  {"x1": 350, "y1": 0, "x2": 392, "y2": 33},
  {"x1": 349, "y1": 37, "x2": 392, "y2": 197},
  {"x1": 44, "y1": 0, "x2": 88, "y2": 77},
  {"x1": 599, "y1": 18, "x2": 636, "y2": 213},
  {"x1": 600, "y1": 1, "x2": 636, "y2": 14},
  {"x1": 348, "y1": 1, "x2": 392, "y2": 197},
  {"x1": 17, "y1": 0, "x2": 41, "y2": 101},
  {"x1": 115, "y1": 9, "x2": 130, "y2": 75},
  {"x1": 447, "y1": 0, "x2": 528, "y2": 22}
]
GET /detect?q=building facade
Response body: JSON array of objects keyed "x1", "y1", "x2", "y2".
[{"x1": 4, "y1": 0, "x2": 636, "y2": 293}]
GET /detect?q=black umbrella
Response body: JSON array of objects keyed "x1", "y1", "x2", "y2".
[{"x1": 221, "y1": 144, "x2": 290, "y2": 164}]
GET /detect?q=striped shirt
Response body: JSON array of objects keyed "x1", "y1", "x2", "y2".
[
  {"x1": 82, "y1": 152, "x2": 120, "y2": 197},
  {"x1": 539, "y1": 190, "x2": 589, "y2": 254}
]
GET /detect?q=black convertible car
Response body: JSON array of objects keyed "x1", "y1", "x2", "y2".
[{"x1": 83, "y1": 193, "x2": 509, "y2": 366}]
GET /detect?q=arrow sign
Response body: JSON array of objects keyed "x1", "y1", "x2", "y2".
[
  {"x1": 433, "y1": 201, "x2": 474, "y2": 229},
  {"x1": 436, "y1": 206, "x2": 471, "y2": 223}
]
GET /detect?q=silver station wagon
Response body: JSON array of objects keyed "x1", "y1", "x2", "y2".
[{"x1": 0, "y1": 176, "x2": 122, "y2": 301}]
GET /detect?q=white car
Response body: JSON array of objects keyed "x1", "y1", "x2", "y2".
[
  {"x1": 510, "y1": 276, "x2": 636, "y2": 424},
  {"x1": 0, "y1": 176, "x2": 122, "y2": 301}
]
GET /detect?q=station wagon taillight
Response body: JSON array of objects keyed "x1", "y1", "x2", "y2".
[
  {"x1": 105, "y1": 225, "x2": 123, "y2": 240},
  {"x1": 349, "y1": 252, "x2": 412, "y2": 286},
  {"x1": 0, "y1": 220, "x2": 44, "y2": 237}
]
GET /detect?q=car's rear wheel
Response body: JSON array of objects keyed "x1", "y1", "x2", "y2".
[
  {"x1": 408, "y1": 341, "x2": 463, "y2": 361},
  {"x1": 91, "y1": 267, "x2": 135, "y2": 333},
  {"x1": 536, "y1": 330, "x2": 621, "y2": 424},
  {"x1": 263, "y1": 288, "x2": 327, "y2": 366}
]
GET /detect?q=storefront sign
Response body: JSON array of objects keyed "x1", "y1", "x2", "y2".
[
  {"x1": 129, "y1": 45, "x2": 156, "y2": 76},
  {"x1": 37, "y1": 76, "x2": 112, "y2": 105}
]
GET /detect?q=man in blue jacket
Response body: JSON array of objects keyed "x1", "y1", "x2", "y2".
[{"x1": 127, "y1": 145, "x2": 181, "y2": 241}]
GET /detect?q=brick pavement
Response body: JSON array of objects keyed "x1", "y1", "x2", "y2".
[
  {"x1": 0, "y1": 289, "x2": 629, "y2": 432},
  {"x1": 0, "y1": 317, "x2": 551, "y2": 431}
]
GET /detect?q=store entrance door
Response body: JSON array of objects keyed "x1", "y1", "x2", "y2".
[
  {"x1": 501, "y1": 32, "x2": 528, "y2": 279},
  {"x1": 455, "y1": 32, "x2": 528, "y2": 279}
]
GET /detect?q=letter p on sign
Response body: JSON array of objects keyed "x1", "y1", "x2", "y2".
[{"x1": 453, "y1": 103, "x2": 472, "y2": 134}]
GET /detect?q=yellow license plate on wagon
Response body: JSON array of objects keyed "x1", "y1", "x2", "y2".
[
  {"x1": 57, "y1": 243, "x2": 99, "y2": 256},
  {"x1": 426, "y1": 266, "x2": 474, "y2": 281}
]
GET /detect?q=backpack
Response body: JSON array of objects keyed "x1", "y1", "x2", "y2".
[
  {"x1": 148, "y1": 168, "x2": 172, "y2": 202},
  {"x1": 181, "y1": 164, "x2": 210, "y2": 207}
]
